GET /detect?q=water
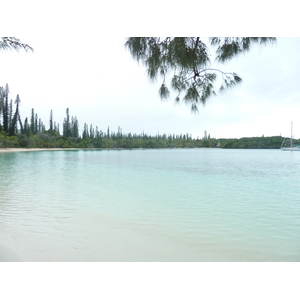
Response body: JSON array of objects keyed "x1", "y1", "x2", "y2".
[{"x1": 0, "y1": 148, "x2": 299, "y2": 261}]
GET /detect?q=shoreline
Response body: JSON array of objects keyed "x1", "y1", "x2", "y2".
[
  {"x1": 0, "y1": 147, "x2": 190, "y2": 154},
  {"x1": 0, "y1": 148, "x2": 86, "y2": 154},
  {"x1": 0, "y1": 147, "x2": 281, "y2": 154}
]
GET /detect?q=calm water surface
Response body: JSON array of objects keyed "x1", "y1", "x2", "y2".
[{"x1": 0, "y1": 149, "x2": 299, "y2": 261}]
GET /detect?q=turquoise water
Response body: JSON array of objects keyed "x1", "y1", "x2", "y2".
[{"x1": 0, "y1": 149, "x2": 299, "y2": 261}]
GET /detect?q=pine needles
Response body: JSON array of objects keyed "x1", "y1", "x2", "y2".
[{"x1": 125, "y1": 37, "x2": 276, "y2": 112}]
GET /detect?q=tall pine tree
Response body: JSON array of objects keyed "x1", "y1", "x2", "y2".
[
  {"x1": 63, "y1": 108, "x2": 71, "y2": 137},
  {"x1": 30, "y1": 108, "x2": 35, "y2": 134},
  {"x1": 49, "y1": 109, "x2": 53, "y2": 131},
  {"x1": 2, "y1": 84, "x2": 9, "y2": 133},
  {"x1": 8, "y1": 94, "x2": 21, "y2": 136}
]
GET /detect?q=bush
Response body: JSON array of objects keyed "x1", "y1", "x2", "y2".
[{"x1": 17, "y1": 134, "x2": 36, "y2": 148}]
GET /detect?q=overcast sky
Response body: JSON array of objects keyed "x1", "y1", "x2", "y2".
[{"x1": 1, "y1": 4, "x2": 300, "y2": 140}]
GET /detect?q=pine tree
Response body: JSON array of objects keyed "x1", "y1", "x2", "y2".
[
  {"x1": 49, "y1": 109, "x2": 53, "y2": 131},
  {"x1": 63, "y1": 108, "x2": 71, "y2": 137},
  {"x1": 117, "y1": 126, "x2": 122, "y2": 139},
  {"x1": 82, "y1": 122, "x2": 89, "y2": 140},
  {"x1": 125, "y1": 37, "x2": 276, "y2": 111},
  {"x1": 107, "y1": 126, "x2": 110, "y2": 139},
  {"x1": 30, "y1": 108, "x2": 35, "y2": 134},
  {"x1": 0, "y1": 37, "x2": 33, "y2": 52},
  {"x1": 23, "y1": 117, "x2": 30, "y2": 136},
  {"x1": 8, "y1": 94, "x2": 21, "y2": 136},
  {"x1": 2, "y1": 84, "x2": 9, "y2": 133},
  {"x1": 18, "y1": 114, "x2": 23, "y2": 133},
  {"x1": 95, "y1": 126, "x2": 99, "y2": 138},
  {"x1": 38, "y1": 118, "x2": 42, "y2": 133},
  {"x1": 90, "y1": 124, "x2": 94, "y2": 139},
  {"x1": 34, "y1": 113, "x2": 38, "y2": 134},
  {"x1": 16, "y1": 94, "x2": 23, "y2": 133},
  {"x1": 73, "y1": 117, "x2": 79, "y2": 138},
  {"x1": 8, "y1": 99, "x2": 13, "y2": 130},
  {"x1": 53, "y1": 121, "x2": 56, "y2": 132}
]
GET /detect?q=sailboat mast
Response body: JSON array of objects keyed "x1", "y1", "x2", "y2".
[{"x1": 291, "y1": 121, "x2": 293, "y2": 147}]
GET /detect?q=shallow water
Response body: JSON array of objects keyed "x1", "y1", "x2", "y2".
[{"x1": 0, "y1": 148, "x2": 299, "y2": 261}]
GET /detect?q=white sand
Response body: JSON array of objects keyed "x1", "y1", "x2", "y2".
[
  {"x1": 0, "y1": 227, "x2": 23, "y2": 262},
  {"x1": 0, "y1": 148, "x2": 79, "y2": 154},
  {"x1": 0, "y1": 243, "x2": 22, "y2": 262}
]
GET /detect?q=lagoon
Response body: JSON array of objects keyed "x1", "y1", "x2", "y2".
[{"x1": 0, "y1": 148, "x2": 300, "y2": 261}]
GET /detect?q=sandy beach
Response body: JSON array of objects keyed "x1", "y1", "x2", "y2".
[
  {"x1": 0, "y1": 244, "x2": 22, "y2": 262},
  {"x1": 0, "y1": 148, "x2": 80, "y2": 154},
  {"x1": 0, "y1": 227, "x2": 23, "y2": 262}
]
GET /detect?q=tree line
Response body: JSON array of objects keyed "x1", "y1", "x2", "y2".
[{"x1": 0, "y1": 84, "x2": 292, "y2": 149}]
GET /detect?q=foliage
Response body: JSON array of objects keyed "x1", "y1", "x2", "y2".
[
  {"x1": 125, "y1": 37, "x2": 276, "y2": 112},
  {"x1": 0, "y1": 84, "x2": 24, "y2": 136},
  {"x1": 0, "y1": 127, "x2": 288, "y2": 150},
  {"x1": 219, "y1": 136, "x2": 285, "y2": 149},
  {"x1": 0, "y1": 131, "x2": 19, "y2": 147},
  {"x1": 0, "y1": 37, "x2": 33, "y2": 52}
]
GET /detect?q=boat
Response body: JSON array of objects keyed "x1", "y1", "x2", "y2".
[{"x1": 281, "y1": 121, "x2": 300, "y2": 151}]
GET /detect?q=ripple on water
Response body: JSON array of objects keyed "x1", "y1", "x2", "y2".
[{"x1": 0, "y1": 149, "x2": 300, "y2": 261}]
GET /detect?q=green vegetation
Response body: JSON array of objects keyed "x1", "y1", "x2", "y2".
[
  {"x1": 218, "y1": 136, "x2": 287, "y2": 149},
  {"x1": 0, "y1": 127, "x2": 288, "y2": 150},
  {"x1": 0, "y1": 37, "x2": 33, "y2": 52},
  {"x1": 125, "y1": 37, "x2": 276, "y2": 112},
  {"x1": 0, "y1": 84, "x2": 289, "y2": 150}
]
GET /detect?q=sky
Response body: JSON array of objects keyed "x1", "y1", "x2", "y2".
[{"x1": 1, "y1": 4, "x2": 300, "y2": 140}]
